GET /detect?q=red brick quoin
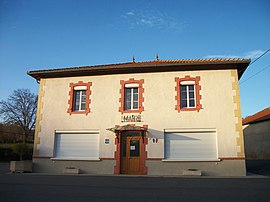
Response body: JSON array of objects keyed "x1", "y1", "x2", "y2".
[
  {"x1": 175, "y1": 76, "x2": 202, "y2": 112},
  {"x1": 67, "y1": 81, "x2": 92, "y2": 115}
]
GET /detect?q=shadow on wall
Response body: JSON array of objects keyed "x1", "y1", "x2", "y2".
[{"x1": 147, "y1": 128, "x2": 164, "y2": 140}]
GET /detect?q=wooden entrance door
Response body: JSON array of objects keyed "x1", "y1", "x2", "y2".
[{"x1": 120, "y1": 131, "x2": 142, "y2": 174}]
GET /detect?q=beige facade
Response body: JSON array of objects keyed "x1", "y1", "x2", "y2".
[{"x1": 29, "y1": 59, "x2": 249, "y2": 176}]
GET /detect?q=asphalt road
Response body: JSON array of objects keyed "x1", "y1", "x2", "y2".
[{"x1": 0, "y1": 173, "x2": 270, "y2": 202}]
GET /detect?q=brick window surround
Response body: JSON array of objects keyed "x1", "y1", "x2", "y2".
[
  {"x1": 175, "y1": 76, "x2": 202, "y2": 112},
  {"x1": 67, "y1": 81, "x2": 92, "y2": 115},
  {"x1": 119, "y1": 78, "x2": 144, "y2": 114}
]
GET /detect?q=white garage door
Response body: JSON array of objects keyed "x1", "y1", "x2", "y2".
[
  {"x1": 54, "y1": 130, "x2": 99, "y2": 160},
  {"x1": 164, "y1": 129, "x2": 218, "y2": 161}
]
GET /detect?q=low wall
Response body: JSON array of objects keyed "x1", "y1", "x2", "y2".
[
  {"x1": 33, "y1": 158, "x2": 246, "y2": 176},
  {"x1": 32, "y1": 158, "x2": 115, "y2": 174},
  {"x1": 146, "y1": 160, "x2": 246, "y2": 176}
]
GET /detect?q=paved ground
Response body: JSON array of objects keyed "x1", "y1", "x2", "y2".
[
  {"x1": 246, "y1": 160, "x2": 270, "y2": 177},
  {"x1": 0, "y1": 173, "x2": 270, "y2": 202},
  {"x1": 1, "y1": 162, "x2": 270, "y2": 202}
]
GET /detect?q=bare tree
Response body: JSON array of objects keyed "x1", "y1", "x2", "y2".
[{"x1": 0, "y1": 89, "x2": 37, "y2": 143}]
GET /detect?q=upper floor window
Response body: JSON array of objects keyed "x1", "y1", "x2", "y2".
[
  {"x1": 73, "y1": 86, "x2": 87, "y2": 111},
  {"x1": 67, "y1": 81, "x2": 92, "y2": 115},
  {"x1": 124, "y1": 83, "x2": 139, "y2": 110},
  {"x1": 119, "y1": 78, "x2": 144, "y2": 114},
  {"x1": 180, "y1": 81, "x2": 196, "y2": 108},
  {"x1": 175, "y1": 76, "x2": 202, "y2": 112}
]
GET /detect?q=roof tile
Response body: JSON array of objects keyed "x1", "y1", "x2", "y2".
[{"x1": 242, "y1": 107, "x2": 270, "y2": 125}]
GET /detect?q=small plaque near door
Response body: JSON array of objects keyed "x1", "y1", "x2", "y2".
[{"x1": 105, "y1": 139, "x2": 110, "y2": 144}]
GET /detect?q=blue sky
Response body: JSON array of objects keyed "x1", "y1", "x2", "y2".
[{"x1": 0, "y1": 0, "x2": 269, "y2": 118}]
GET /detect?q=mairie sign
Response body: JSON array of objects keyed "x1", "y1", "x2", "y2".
[{"x1": 121, "y1": 115, "x2": 142, "y2": 122}]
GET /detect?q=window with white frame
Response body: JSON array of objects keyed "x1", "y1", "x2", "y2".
[
  {"x1": 180, "y1": 81, "x2": 196, "y2": 108},
  {"x1": 73, "y1": 86, "x2": 86, "y2": 111},
  {"x1": 164, "y1": 129, "x2": 218, "y2": 161},
  {"x1": 53, "y1": 131, "x2": 99, "y2": 160},
  {"x1": 124, "y1": 83, "x2": 139, "y2": 110},
  {"x1": 175, "y1": 76, "x2": 202, "y2": 112}
]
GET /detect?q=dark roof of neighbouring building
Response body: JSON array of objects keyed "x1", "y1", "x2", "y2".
[
  {"x1": 27, "y1": 58, "x2": 251, "y2": 81},
  {"x1": 242, "y1": 107, "x2": 270, "y2": 125}
]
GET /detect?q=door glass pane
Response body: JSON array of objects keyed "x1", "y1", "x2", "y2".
[
  {"x1": 122, "y1": 131, "x2": 140, "y2": 137},
  {"x1": 130, "y1": 140, "x2": 140, "y2": 157},
  {"x1": 121, "y1": 140, "x2": 126, "y2": 157}
]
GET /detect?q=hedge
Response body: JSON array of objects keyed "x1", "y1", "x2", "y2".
[{"x1": 0, "y1": 144, "x2": 33, "y2": 162}]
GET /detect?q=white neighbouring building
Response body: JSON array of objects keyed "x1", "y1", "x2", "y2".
[{"x1": 28, "y1": 58, "x2": 250, "y2": 176}]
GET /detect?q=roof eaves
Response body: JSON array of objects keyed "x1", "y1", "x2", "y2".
[
  {"x1": 242, "y1": 107, "x2": 270, "y2": 125},
  {"x1": 27, "y1": 58, "x2": 251, "y2": 80}
]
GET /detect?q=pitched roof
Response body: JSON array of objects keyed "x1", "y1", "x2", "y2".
[
  {"x1": 242, "y1": 107, "x2": 270, "y2": 125},
  {"x1": 27, "y1": 58, "x2": 250, "y2": 81}
]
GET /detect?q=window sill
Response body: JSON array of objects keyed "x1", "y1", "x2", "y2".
[
  {"x1": 69, "y1": 111, "x2": 88, "y2": 114},
  {"x1": 162, "y1": 159, "x2": 221, "y2": 162},
  {"x1": 122, "y1": 109, "x2": 141, "y2": 113},
  {"x1": 179, "y1": 108, "x2": 200, "y2": 112},
  {"x1": 51, "y1": 157, "x2": 100, "y2": 161}
]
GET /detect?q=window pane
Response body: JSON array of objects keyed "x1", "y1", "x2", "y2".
[
  {"x1": 189, "y1": 99, "x2": 195, "y2": 107},
  {"x1": 133, "y1": 87, "x2": 138, "y2": 94},
  {"x1": 180, "y1": 85, "x2": 187, "y2": 92},
  {"x1": 180, "y1": 85, "x2": 188, "y2": 108},
  {"x1": 133, "y1": 101, "x2": 138, "y2": 109},
  {"x1": 125, "y1": 101, "x2": 131, "y2": 110},
  {"x1": 133, "y1": 93, "x2": 138, "y2": 102},
  {"x1": 81, "y1": 90, "x2": 86, "y2": 110},
  {"x1": 125, "y1": 88, "x2": 131, "y2": 101},
  {"x1": 181, "y1": 100, "x2": 187, "y2": 108},
  {"x1": 81, "y1": 90, "x2": 86, "y2": 101},
  {"x1": 124, "y1": 88, "x2": 132, "y2": 110},
  {"x1": 181, "y1": 91, "x2": 187, "y2": 99},
  {"x1": 125, "y1": 88, "x2": 131, "y2": 94},
  {"x1": 73, "y1": 91, "x2": 80, "y2": 111},
  {"x1": 81, "y1": 103, "x2": 86, "y2": 110},
  {"x1": 188, "y1": 85, "x2": 194, "y2": 91},
  {"x1": 189, "y1": 91, "x2": 195, "y2": 99}
]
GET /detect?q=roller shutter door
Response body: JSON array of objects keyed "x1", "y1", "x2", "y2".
[
  {"x1": 54, "y1": 131, "x2": 99, "y2": 160},
  {"x1": 164, "y1": 130, "x2": 218, "y2": 161}
]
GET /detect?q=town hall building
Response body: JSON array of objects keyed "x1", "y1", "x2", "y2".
[{"x1": 28, "y1": 58, "x2": 250, "y2": 176}]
